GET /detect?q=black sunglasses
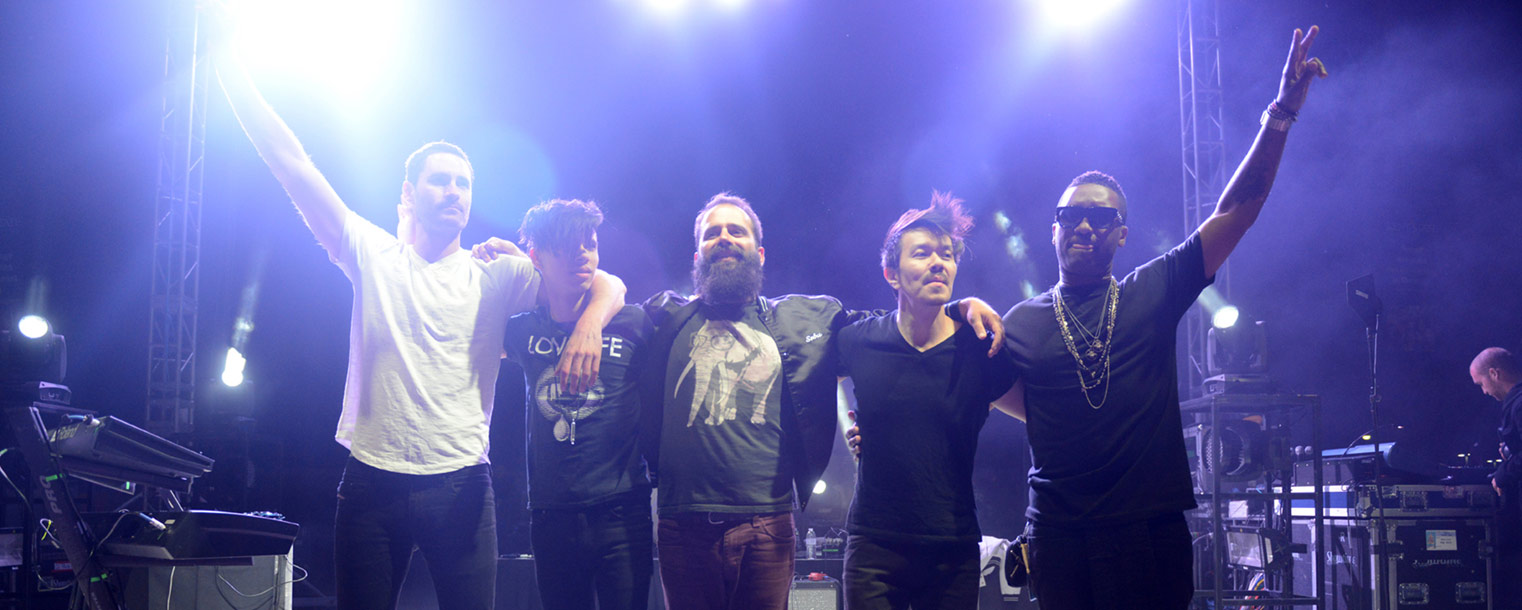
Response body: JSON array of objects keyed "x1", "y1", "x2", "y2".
[{"x1": 1054, "y1": 206, "x2": 1124, "y2": 229}]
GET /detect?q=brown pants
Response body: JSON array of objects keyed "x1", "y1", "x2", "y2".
[{"x1": 656, "y1": 512, "x2": 796, "y2": 610}]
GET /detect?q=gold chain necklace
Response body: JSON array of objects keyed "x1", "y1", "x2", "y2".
[{"x1": 1051, "y1": 277, "x2": 1119, "y2": 409}]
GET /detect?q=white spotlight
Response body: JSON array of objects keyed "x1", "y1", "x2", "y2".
[
  {"x1": 230, "y1": 0, "x2": 407, "y2": 105},
  {"x1": 643, "y1": 0, "x2": 692, "y2": 16},
  {"x1": 812, "y1": 480, "x2": 827, "y2": 495},
  {"x1": 1212, "y1": 306, "x2": 1240, "y2": 330},
  {"x1": 1032, "y1": 0, "x2": 1130, "y2": 29},
  {"x1": 222, "y1": 347, "x2": 248, "y2": 387},
  {"x1": 17, "y1": 315, "x2": 49, "y2": 339}
]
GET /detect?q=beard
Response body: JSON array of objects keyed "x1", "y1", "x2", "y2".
[{"x1": 693, "y1": 248, "x2": 764, "y2": 305}]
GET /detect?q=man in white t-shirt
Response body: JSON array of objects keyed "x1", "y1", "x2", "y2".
[{"x1": 215, "y1": 55, "x2": 624, "y2": 610}]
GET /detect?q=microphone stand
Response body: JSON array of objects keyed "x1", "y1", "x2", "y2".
[{"x1": 1364, "y1": 312, "x2": 1390, "y2": 610}]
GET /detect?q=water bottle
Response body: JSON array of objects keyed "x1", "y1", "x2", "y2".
[{"x1": 805, "y1": 527, "x2": 818, "y2": 559}]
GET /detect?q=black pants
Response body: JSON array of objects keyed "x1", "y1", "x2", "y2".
[
  {"x1": 843, "y1": 534, "x2": 981, "y2": 610},
  {"x1": 1025, "y1": 513, "x2": 1193, "y2": 610},
  {"x1": 1497, "y1": 485, "x2": 1522, "y2": 610},
  {"x1": 334, "y1": 457, "x2": 497, "y2": 610},
  {"x1": 531, "y1": 492, "x2": 654, "y2": 610}
]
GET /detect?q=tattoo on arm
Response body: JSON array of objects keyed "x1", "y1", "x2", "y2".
[{"x1": 1230, "y1": 166, "x2": 1272, "y2": 206}]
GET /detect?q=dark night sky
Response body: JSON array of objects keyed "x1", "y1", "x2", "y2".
[{"x1": 4, "y1": 0, "x2": 1522, "y2": 597}]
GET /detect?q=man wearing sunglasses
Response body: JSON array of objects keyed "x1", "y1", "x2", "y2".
[{"x1": 1000, "y1": 26, "x2": 1328, "y2": 610}]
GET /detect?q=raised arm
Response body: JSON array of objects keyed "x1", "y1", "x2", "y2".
[
  {"x1": 214, "y1": 51, "x2": 350, "y2": 253},
  {"x1": 1198, "y1": 26, "x2": 1328, "y2": 277},
  {"x1": 555, "y1": 270, "x2": 627, "y2": 395}
]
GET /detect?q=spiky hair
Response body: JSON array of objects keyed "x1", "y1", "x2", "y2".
[{"x1": 880, "y1": 191, "x2": 974, "y2": 270}]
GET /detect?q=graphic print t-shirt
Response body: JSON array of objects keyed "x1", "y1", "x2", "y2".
[
  {"x1": 503, "y1": 305, "x2": 653, "y2": 510},
  {"x1": 658, "y1": 301, "x2": 792, "y2": 515}
]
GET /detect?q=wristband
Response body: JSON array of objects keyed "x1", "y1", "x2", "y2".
[
  {"x1": 1261, "y1": 101, "x2": 1297, "y2": 132},
  {"x1": 944, "y1": 300, "x2": 966, "y2": 324}
]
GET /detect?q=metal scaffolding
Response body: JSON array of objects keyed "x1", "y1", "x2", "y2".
[
  {"x1": 147, "y1": 0, "x2": 208, "y2": 437},
  {"x1": 1178, "y1": 0, "x2": 1230, "y2": 399}
]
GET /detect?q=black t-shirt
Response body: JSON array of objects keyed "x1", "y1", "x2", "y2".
[
  {"x1": 1004, "y1": 233, "x2": 1213, "y2": 526},
  {"x1": 839, "y1": 314, "x2": 1018, "y2": 543},
  {"x1": 503, "y1": 305, "x2": 652, "y2": 510},
  {"x1": 658, "y1": 301, "x2": 792, "y2": 515}
]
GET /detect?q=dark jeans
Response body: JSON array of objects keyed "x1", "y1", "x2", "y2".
[
  {"x1": 1024, "y1": 513, "x2": 1193, "y2": 610},
  {"x1": 334, "y1": 457, "x2": 497, "y2": 610},
  {"x1": 843, "y1": 534, "x2": 980, "y2": 610},
  {"x1": 531, "y1": 493, "x2": 655, "y2": 610},
  {"x1": 656, "y1": 511, "x2": 795, "y2": 610}
]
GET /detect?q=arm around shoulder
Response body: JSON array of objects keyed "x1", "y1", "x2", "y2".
[{"x1": 555, "y1": 270, "x2": 627, "y2": 395}]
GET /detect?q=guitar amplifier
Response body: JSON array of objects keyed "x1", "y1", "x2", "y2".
[{"x1": 789, "y1": 575, "x2": 840, "y2": 610}]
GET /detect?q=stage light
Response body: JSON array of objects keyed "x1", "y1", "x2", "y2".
[
  {"x1": 17, "y1": 315, "x2": 49, "y2": 340},
  {"x1": 221, "y1": 347, "x2": 247, "y2": 388},
  {"x1": 643, "y1": 0, "x2": 693, "y2": 17},
  {"x1": 1, "y1": 327, "x2": 65, "y2": 384},
  {"x1": 1212, "y1": 305, "x2": 1240, "y2": 330},
  {"x1": 1004, "y1": 234, "x2": 1027, "y2": 261},
  {"x1": 228, "y1": 0, "x2": 408, "y2": 105},
  {"x1": 1020, "y1": 280, "x2": 1038, "y2": 299},
  {"x1": 1030, "y1": 0, "x2": 1130, "y2": 29},
  {"x1": 1207, "y1": 314, "x2": 1267, "y2": 377},
  {"x1": 813, "y1": 480, "x2": 827, "y2": 495},
  {"x1": 1185, "y1": 421, "x2": 1268, "y2": 484}
]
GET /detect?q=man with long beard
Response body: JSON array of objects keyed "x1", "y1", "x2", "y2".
[{"x1": 639, "y1": 193, "x2": 1005, "y2": 610}]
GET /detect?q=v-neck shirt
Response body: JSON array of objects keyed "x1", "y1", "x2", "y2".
[{"x1": 838, "y1": 312, "x2": 1018, "y2": 542}]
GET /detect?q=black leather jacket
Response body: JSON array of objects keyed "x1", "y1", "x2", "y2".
[{"x1": 638, "y1": 291, "x2": 870, "y2": 511}]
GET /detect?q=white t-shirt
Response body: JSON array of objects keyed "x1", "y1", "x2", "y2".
[{"x1": 329, "y1": 211, "x2": 540, "y2": 475}]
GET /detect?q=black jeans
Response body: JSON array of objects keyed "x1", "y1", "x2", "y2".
[
  {"x1": 843, "y1": 534, "x2": 981, "y2": 610},
  {"x1": 1025, "y1": 513, "x2": 1193, "y2": 610},
  {"x1": 334, "y1": 457, "x2": 497, "y2": 610},
  {"x1": 530, "y1": 492, "x2": 655, "y2": 610}
]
